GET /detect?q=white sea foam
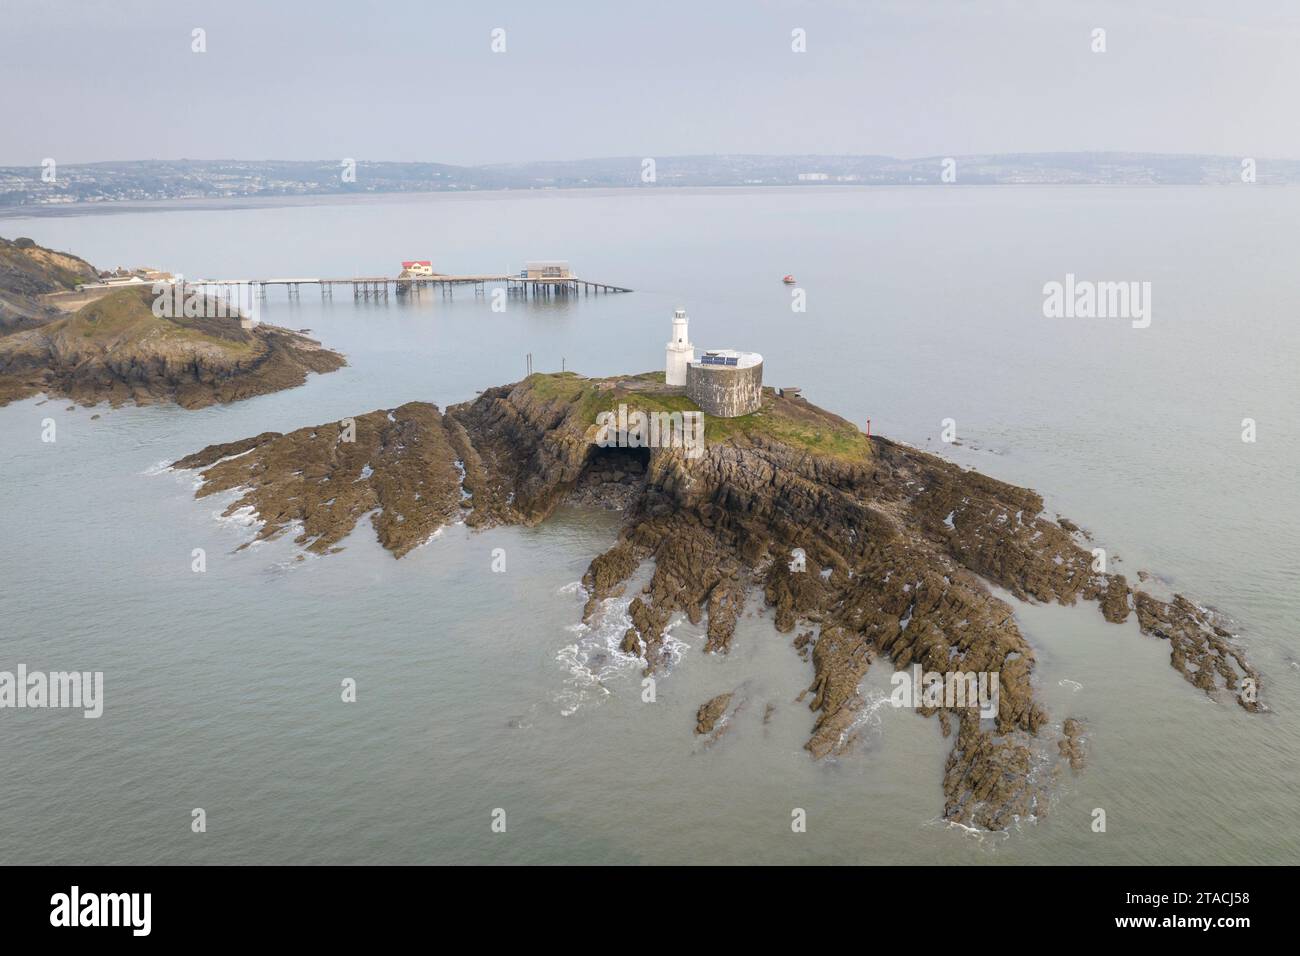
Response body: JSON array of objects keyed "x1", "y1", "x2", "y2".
[
  {"x1": 833, "y1": 686, "x2": 894, "y2": 753},
  {"x1": 924, "y1": 816, "x2": 1012, "y2": 845},
  {"x1": 408, "y1": 525, "x2": 446, "y2": 552},
  {"x1": 214, "y1": 504, "x2": 260, "y2": 529},
  {"x1": 452, "y1": 459, "x2": 471, "y2": 501},
  {"x1": 554, "y1": 584, "x2": 688, "y2": 717},
  {"x1": 554, "y1": 592, "x2": 640, "y2": 717},
  {"x1": 262, "y1": 521, "x2": 316, "y2": 572}
]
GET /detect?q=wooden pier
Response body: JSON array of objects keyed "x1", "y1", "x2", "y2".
[{"x1": 195, "y1": 274, "x2": 633, "y2": 301}]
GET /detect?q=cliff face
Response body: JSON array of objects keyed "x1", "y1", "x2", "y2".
[
  {"x1": 0, "y1": 236, "x2": 99, "y2": 333},
  {"x1": 0, "y1": 285, "x2": 345, "y2": 408},
  {"x1": 174, "y1": 372, "x2": 1261, "y2": 830}
]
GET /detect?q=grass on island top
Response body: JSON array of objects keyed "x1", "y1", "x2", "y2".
[
  {"x1": 522, "y1": 370, "x2": 870, "y2": 462},
  {"x1": 63, "y1": 286, "x2": 258, "y2": 353}
]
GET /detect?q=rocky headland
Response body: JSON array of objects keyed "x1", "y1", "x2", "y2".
[
  {"x1": 0, "y1": 236, "x2": 345, "y2": 409},
  {"x1": 0, "y1": 235, "x2": 99, "y2": 333},
  {"x1": 0, "y1": 283, "x2": 345, "y2": 409},
  {"x1": 173, "y1": 371, "x2": 1262, "y2": 830}
]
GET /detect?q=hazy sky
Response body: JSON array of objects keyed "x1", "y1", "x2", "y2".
[{"x1": 4, "y1": 0, "x2": 1299, "y2": 166}]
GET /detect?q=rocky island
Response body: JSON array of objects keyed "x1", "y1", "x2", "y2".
[
  {"x1": 0, "y1": 236, "x2": 345, "y2": 409},
  {"x1": 173, "y1": 371, "x2": 1262, "y2": 831}
]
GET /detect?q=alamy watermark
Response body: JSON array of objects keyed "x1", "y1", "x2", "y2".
[
  {"x1": 0, "y1": 665, "x2": 103, "y2": 718},
  {"x1": 594, "y1": 403, "x2": 704, "y2": 459},
  {"x1": 153, "y1": 278, "x2": 258, "y2": 324},
  {"x1": 50, "y1": 886, "x2": 150, "y2": 936},
  {"x1": 1043, "y1": 273, "x2": 1151, "y2": 328},
  {"x1": 890, "y1": 664, "x2": 999, "y2": 719}
]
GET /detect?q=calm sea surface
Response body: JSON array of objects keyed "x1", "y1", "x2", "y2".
[{"x1": 0, "y1": 186, "x2": 1296, "y2": 864}]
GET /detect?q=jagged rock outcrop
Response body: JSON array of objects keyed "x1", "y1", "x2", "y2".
[
  {"x1": 1058, "y1": 718, "x2": 1088, "y2": 771},
  {"x1": 174, "y1": 403, "x2": 460, "y2": 557},
  {"x1": 695, "y1": 692, "x2": 734, "y2": 736},
  {"x1": 174, "y1": 371, "x2": 1263, "y2": 830}
]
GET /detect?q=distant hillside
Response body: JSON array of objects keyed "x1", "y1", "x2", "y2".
[
  {"x1": 0, "y1": 236, "x2": 98, "y2": 331},
  {"x1": 0, "y1": 285, "x2": 345, "y2": 408},
  {"x1": 3, "y1": 152, "x2": 1299, "y2": 209}
]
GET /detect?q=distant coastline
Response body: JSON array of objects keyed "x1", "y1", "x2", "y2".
[
  {"x1": 5, "y1": 180, "x2": 1298, "y2": 222},
  {"x1": 4, "y1": 151, "x2": 1299, "y2": 215}
]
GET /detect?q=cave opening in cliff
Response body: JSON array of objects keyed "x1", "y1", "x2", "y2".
[{"x1": 568, "y1": 444, "x2": 650, "y2": 510}]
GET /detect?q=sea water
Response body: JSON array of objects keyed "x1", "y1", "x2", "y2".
[{"x1": 0, "y1": 185, "x2": 1296, "y2": 864}]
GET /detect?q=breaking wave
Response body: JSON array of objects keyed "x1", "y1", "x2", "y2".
[{"x1": 554, "y1": 590, "x2": 688, "y2": 717}]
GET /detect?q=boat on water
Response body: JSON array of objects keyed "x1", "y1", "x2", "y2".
[{"x1": 782, "y1": 274, "x2": 796, "y2": 284}]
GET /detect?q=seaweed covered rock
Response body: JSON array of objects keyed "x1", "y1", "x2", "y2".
[{"x1": 175, "y1": 371, "x2": 1262, "y2": 829}]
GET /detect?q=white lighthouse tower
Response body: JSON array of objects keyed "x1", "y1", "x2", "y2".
[{"x1": 665, "y1": 308, "x2": 694, "y2": 386}]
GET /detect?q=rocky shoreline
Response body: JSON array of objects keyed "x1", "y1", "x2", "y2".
[
  {"x1": 173, "y1": 371, "x2": 1262, "y2": 831},
  {"x1": 0, "y1": 285, "x2": 345, "y2": 409},
  {"x1": 0, "y1": 237, "x2": 345, "y2": 409}
]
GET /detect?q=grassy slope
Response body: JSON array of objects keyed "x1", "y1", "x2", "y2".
[
  {"x1": 54, "y1": 286, "x2": 258, "y2": 355},
  {"x1": 524, "y1": 370, "x2": 871, "y2": 462}
]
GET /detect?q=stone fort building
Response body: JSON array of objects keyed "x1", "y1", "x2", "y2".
[{"x1": 664, "y1": 309, "x2": 763, "y2": 418}]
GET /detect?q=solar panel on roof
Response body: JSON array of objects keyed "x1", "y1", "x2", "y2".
[{"x1": 699, "y1": 354, "x2": 742, "y2": 366}]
